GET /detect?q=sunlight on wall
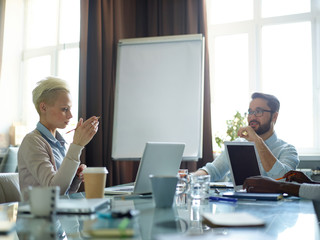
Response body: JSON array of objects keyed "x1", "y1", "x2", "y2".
[{"x1": 0, "y1": 0, "x2": 24, "y2": 142}]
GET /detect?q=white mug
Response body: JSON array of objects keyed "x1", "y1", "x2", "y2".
[{"x1": 29, "y1": 186, "x2": 60, "y2": 217}]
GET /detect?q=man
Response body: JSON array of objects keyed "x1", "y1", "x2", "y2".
[{"x1": 194, "y1": 92, "x2": 299, "y2": 181}]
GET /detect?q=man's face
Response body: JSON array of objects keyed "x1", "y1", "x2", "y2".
[{"x1": 247, "y1": 98, "x2": 274, "y2": 136}]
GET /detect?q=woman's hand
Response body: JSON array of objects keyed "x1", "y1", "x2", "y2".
[
  {"x1": 72, "y1": 116, "x2": 99, "y2": 146},
  {"x1": 76, "y1": 164, "x2": 87, "y2": 182}
]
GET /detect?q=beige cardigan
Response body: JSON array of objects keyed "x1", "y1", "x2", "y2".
[{"x1": 18, "y1": 129, "x2": 83, "y2": 195}]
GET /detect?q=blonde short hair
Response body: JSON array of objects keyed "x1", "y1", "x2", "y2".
[{"x1": 32, "y1": 76, "x2": 70, "y2": 114}]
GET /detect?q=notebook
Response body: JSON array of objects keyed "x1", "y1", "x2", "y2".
[
  {"x1": 104, "y1": 142, "x2": 185, "y2": 195},
  {"x1": 19, "y1": 198, "x2": 111, "y2": 214},
  {"x1": 224, "y1": 141, "x2": 262, "y2": 191},
  {"x1": 222, "y1": 192, "x2": 284, "y2": 201}
]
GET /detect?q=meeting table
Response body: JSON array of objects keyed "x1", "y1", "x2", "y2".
[{"x1": 0, "y1": 188, "x2": 319, "y2": 240}]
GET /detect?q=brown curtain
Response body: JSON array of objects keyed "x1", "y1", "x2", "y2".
[{"x1": 79, "y1": 0, "x2": 213, "y2": 186}]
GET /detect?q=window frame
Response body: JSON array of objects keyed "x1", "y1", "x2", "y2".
[
  {"x1": 206, "y1": 0, "x2": 320, "y2": 158},
  {"x1": 20, "y1": 0, "x2": 80, "y2": 133}
]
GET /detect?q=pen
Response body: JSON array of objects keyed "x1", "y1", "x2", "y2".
[
  {"x1": 209, "y1": 196, "x2": 238, "y2": 203},
  {"x1": 275, "y1": 173, "x2": 296, "y2": 181},
  {"x1": 66, "y1": 116, "x2": 100, "y2": 134}
]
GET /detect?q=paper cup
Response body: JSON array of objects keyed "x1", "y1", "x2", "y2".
[{"x1": 83, "y1": 167, "x2": 108, "y2": 199}]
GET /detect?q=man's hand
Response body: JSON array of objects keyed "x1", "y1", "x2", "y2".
[
  {"x1": 238, "y1": 126, "x2": 276, "y2": 172},
  {"x1": 243, "y1": 176, "x2": 281, "y2": 193},
  {"x1": 192, "y1": 169, "x2": 208, "y2": 176},
  {"x1": 283, "y1": 170, "x2": 314, "y2": 184},
  {"x1": 238, "y1": 126, "x2": 260, "y2": 142},
  {"x1": 243, "y1": 175, "x2": 300, "y2": 197}
]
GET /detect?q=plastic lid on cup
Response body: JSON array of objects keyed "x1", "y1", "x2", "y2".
[{"x1": 83, "y1": 167, "x2": 108, "y2": 174}]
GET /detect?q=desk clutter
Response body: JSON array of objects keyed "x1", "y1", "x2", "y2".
[
  {"x1": 84, "y1": 217, "x2": 135, "y2": 238},
  {"x1": 1, "y1": 175, "x2": 319, "y2": 239},
  {"x1": 18, "y1": 197, "x2": 111, "y2": 215},
  {"x1": 83, "y1": 210, "x2": 139, "y2": 238}
]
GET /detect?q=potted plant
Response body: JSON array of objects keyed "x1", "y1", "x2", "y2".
[{"x1": 214, "y1": 111, "x2": 247, "y2": 151}]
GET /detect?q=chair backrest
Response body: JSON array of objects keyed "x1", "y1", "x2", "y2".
[
  {"x1": 0, "y1": 173, "x2": 21, "y2": 203},
  {"x1": 0, "y1": 147, "x2": 18, "y2": 173}
]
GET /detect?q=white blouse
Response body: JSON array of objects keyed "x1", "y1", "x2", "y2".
[{"x1": 299, "y1": 183, "x2": 320, "y2": 201}]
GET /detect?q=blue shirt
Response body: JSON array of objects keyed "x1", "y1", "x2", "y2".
[
  {"x1": 201, "y1": 132, "x2": 300, "y2": 181},
  {"x1": 36, "y1": 122, "x2": 67, "y2": 169}
]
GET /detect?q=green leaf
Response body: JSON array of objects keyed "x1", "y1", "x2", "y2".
[{"x1": 214, "y1": 111, "x2": 247, "y2": 150}]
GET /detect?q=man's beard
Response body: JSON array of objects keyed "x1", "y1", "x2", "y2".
[{"x1": 250, "y1": 116, "x2": 272, "y2": 135}]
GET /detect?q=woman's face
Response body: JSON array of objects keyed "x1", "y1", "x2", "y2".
[{"x1": 41, "y1": 91, "x2": 73, "y2": 133}]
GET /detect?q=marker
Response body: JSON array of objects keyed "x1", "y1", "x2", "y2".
[{"x1": 209, "y1": 196, "x2": 238, "y2": 203}]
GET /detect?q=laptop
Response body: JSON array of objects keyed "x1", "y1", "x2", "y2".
[
  {"x1": 104, "y1": 142, "x2": 185, "y2": 195},
  {"x1": 18, "y1": 197, "x2": 111, "y2": 214},
  {"x1": 224, "y1": 141, "x2": 262, "y2": 191}
]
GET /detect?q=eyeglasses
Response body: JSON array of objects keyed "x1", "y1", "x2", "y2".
[{"x1": 248, "y1": 108, "x2": 274, "y2": 117}]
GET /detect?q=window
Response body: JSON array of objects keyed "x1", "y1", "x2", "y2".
[
  {"x1": 22, "y1": 0, "x2": 80, "y2": 141},
  {"x1": 206, "y1": 0, "x2": 320, "y2": 156}
]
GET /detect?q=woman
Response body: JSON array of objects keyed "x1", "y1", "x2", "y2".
[{"x1": 18, "y1": 76, "x2": 99, "y2": 195}]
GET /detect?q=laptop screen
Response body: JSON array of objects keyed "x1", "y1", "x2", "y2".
[
  {"x1": 104, "y1": 142, "x2": 185, "y2": 195},
  {"x1": 224, "y1": 141, "x2": 261, "y2": 191},
  {"x1": 134, "y1": 142, "x2": 185, "y2": 194}
]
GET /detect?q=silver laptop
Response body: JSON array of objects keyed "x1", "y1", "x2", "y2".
[
  {"x1": 224, "y1": 141, "x2": 262, "y2": 191},
  {"x1": 18, "y1": 198, "x2": 111, "y2": 214},
  {"x1": 104, "y1": 142, "x2": 185, "y2": 195}
]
